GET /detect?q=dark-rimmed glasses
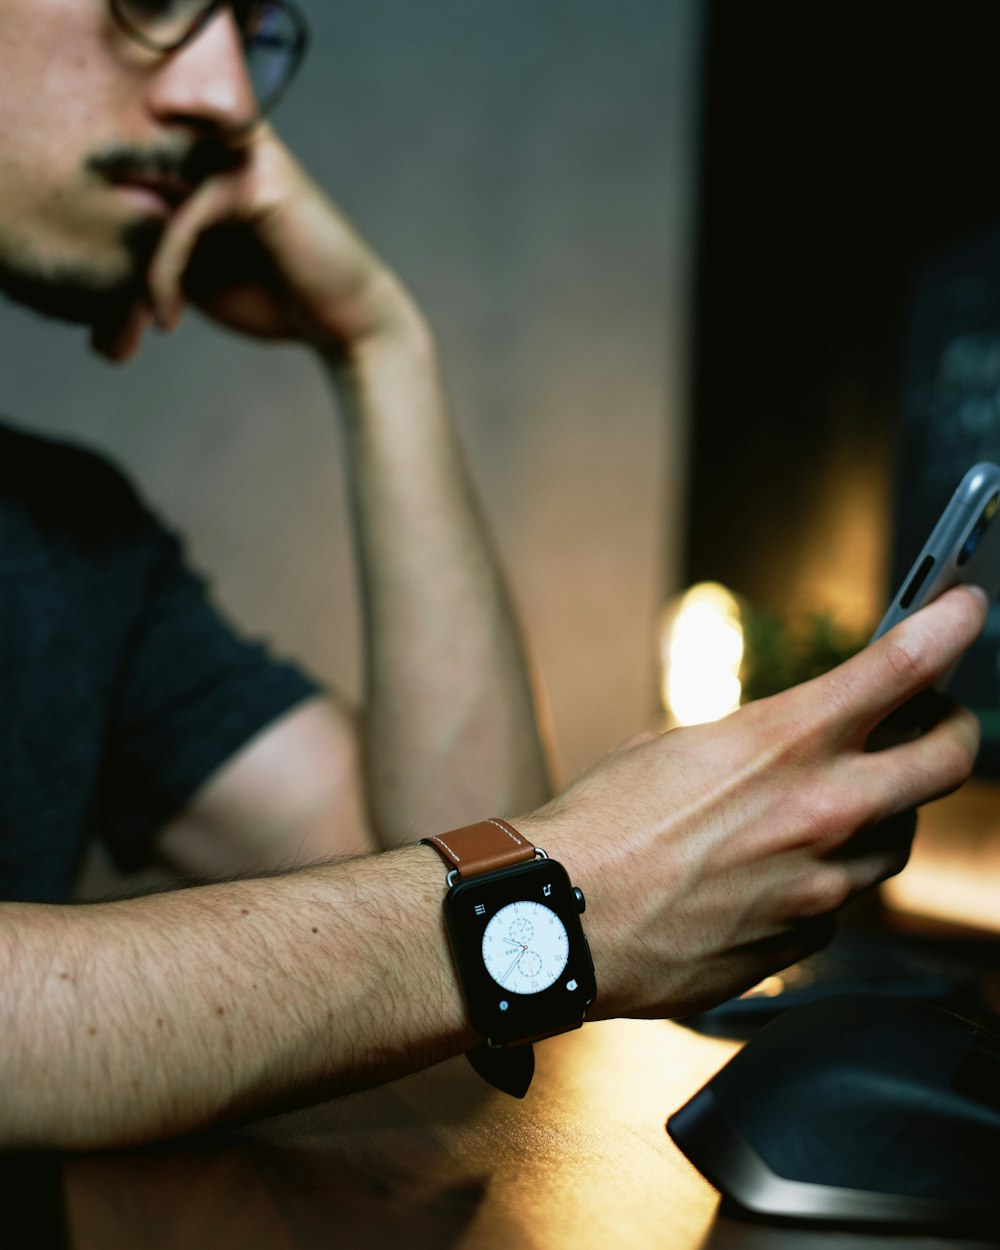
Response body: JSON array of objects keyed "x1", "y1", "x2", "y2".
[{"x1": 109, "y1": 0, "x2": 310, "y2": 117}]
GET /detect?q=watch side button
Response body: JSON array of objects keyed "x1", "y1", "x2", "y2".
[{"x1": 573, "y1": 887, "x2": 586, "y2": 913}]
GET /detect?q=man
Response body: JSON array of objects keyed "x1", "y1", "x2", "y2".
[{"x1": 0, "y1": 0, "x2": 987, "y2": 1149}]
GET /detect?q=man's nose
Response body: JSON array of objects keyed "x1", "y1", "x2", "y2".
[{"x1": 144, "y1": 8, "x2": 258, "y2": 135}]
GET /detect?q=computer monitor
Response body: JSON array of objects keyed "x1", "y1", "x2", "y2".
[{"x1": 893, "y1": 223, "x2": 1000, "y2": 775}]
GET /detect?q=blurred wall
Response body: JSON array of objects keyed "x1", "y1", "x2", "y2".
[{"x1": 0, "y1": 0, "x2": 702, "y2": 787}]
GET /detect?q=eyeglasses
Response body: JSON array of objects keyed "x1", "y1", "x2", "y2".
[{"x1": 108, "y1": 0, "x2": 310, "y2": 117}]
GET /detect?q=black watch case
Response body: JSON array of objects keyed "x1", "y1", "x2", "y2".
[{"x1": 442, "y1": 857, "x2": 596, "y2": 1048}]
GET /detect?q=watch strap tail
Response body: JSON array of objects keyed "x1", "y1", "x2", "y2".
[{"x1": 466, "y1": 1043, "x2": 534, "y2": 1099}]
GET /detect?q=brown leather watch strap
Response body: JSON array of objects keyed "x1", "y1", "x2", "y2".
[{"x1": 421, "y1": 818, "x2": 537, "y2": 879}]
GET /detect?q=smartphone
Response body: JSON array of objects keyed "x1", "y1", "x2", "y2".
[{"x1": 872, "y1": 461, "x2": 1000, "y2": 646}]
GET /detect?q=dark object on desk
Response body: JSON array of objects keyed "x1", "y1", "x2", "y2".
[{"x1": 667, "y1": 994, "x2": 1000, "y2": 1233}]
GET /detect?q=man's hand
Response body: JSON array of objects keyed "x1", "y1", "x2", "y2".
[
  {"x1": 520, "y1": 584, "x2": 987, "y2": 1022},
  {"x1": 93, "y1": 124, "x2": 416, "y2": 362}
]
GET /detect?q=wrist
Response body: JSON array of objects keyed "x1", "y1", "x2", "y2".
[
  {"x1": 315, "y1": 847, "x2": 478, "y2": 1067},
  {"x1": 318, "y1": 270, "x2": 435, "y2": 377},
  {"x1": 508, "y1": 810, "x2": 623, "y2": 1023}
]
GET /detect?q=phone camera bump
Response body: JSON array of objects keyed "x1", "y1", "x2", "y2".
[{"x1": 958, "y1": 493, "x2": 1000, "y2": 566}]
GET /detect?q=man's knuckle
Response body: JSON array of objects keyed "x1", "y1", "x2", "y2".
[
  {"x1": 794, "y1": 867, "x2": 852, "y2": 919},
  {"x1": 955, "y1": 706, "x2": 982, "y2": 752},
  {"x1": 883, "y1": 633, "x2": 931, "y2": 687},
  {"x1": 794, "y1": 787, "x2": 849, "y2": 850},
  {"x1": 936, "y1": 734, "x2": 976, "y2": 790}
]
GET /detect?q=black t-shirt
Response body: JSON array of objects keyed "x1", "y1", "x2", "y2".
[{"x1": 0, "y1": 420, "x2": 320, "y2": 903}]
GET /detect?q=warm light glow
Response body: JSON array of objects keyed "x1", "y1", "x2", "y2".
[
  {"x1": 882, "y1": 863, "x2": 1000, "y2": 934},
  {"x1": 740, "y1": 961, "x2": 816, "y2": 1000},
  {"x1": 780, "y1": 439, "x2": 888, "y2": 633},
  {"x1": 660, "y1": 582, "x2": 744, "y2": 727},
  {"x1": 740, "y1": 975, "x2": 786, "y2": 999}
]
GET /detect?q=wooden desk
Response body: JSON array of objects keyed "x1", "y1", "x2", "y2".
[{"x1": 45, "y1": 1019, "x2": 997, "y2": 1250}]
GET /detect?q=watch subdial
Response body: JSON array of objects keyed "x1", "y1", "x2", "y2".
[{"x1": 517, "y1": 949, "x2": 543, "y2": 979}]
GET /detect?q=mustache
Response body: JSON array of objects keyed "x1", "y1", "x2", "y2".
[{"x1": 87, "y1": 140, "x2": 245, "y2": 190}]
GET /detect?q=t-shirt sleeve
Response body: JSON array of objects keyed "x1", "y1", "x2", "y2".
[{"x1": 90, "y1": 485, "x2": 321, "y2": 872}]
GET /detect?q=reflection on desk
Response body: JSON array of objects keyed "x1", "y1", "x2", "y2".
[{"x1": 50, "y1": 1019, "x2": 1000, "y2": 1250}]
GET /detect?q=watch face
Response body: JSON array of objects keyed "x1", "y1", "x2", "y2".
[
  {"x1": 443, "y1": 858, "x2": 596, "y2": 1047},
  {"x1": 482, "y1": 900, "x2": 569, "y2": 994}
]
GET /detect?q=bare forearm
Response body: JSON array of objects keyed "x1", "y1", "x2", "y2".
[
  {"x1": 326, "y1": 304, "x2": 551, "y2": 843},
  {"x1": 0, "y1": 846, "x2": 473, "y2": 1150}
]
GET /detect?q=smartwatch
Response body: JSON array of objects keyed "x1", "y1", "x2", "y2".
[{"x1": 422, "y1": 818, "x2": 597, "y2": 1097}]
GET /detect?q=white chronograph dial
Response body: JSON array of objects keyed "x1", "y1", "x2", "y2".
[{"x1": 481, "y1": 900, "x2": 570, "y2": 994}]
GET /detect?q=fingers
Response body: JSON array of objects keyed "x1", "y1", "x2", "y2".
[
  {"x1": 816, "y1": 585, "x2": 988, "y2": 741},
  {"x1": 864, "y1": 687, "x2": 954, "y2": 752},
  {"x1": 147, "y1": 173, "x2": 245, "y2": 330},
  {"x1": 90, "y1": 301, "x2": 153, "y2": 363},
  {"x1": 847, "y1": 699, "x2": 980, "y2": 818}
]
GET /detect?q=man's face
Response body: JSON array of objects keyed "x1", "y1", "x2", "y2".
[{"x1": 0, "y1": 0, "x2": 257, "y2": 325}]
